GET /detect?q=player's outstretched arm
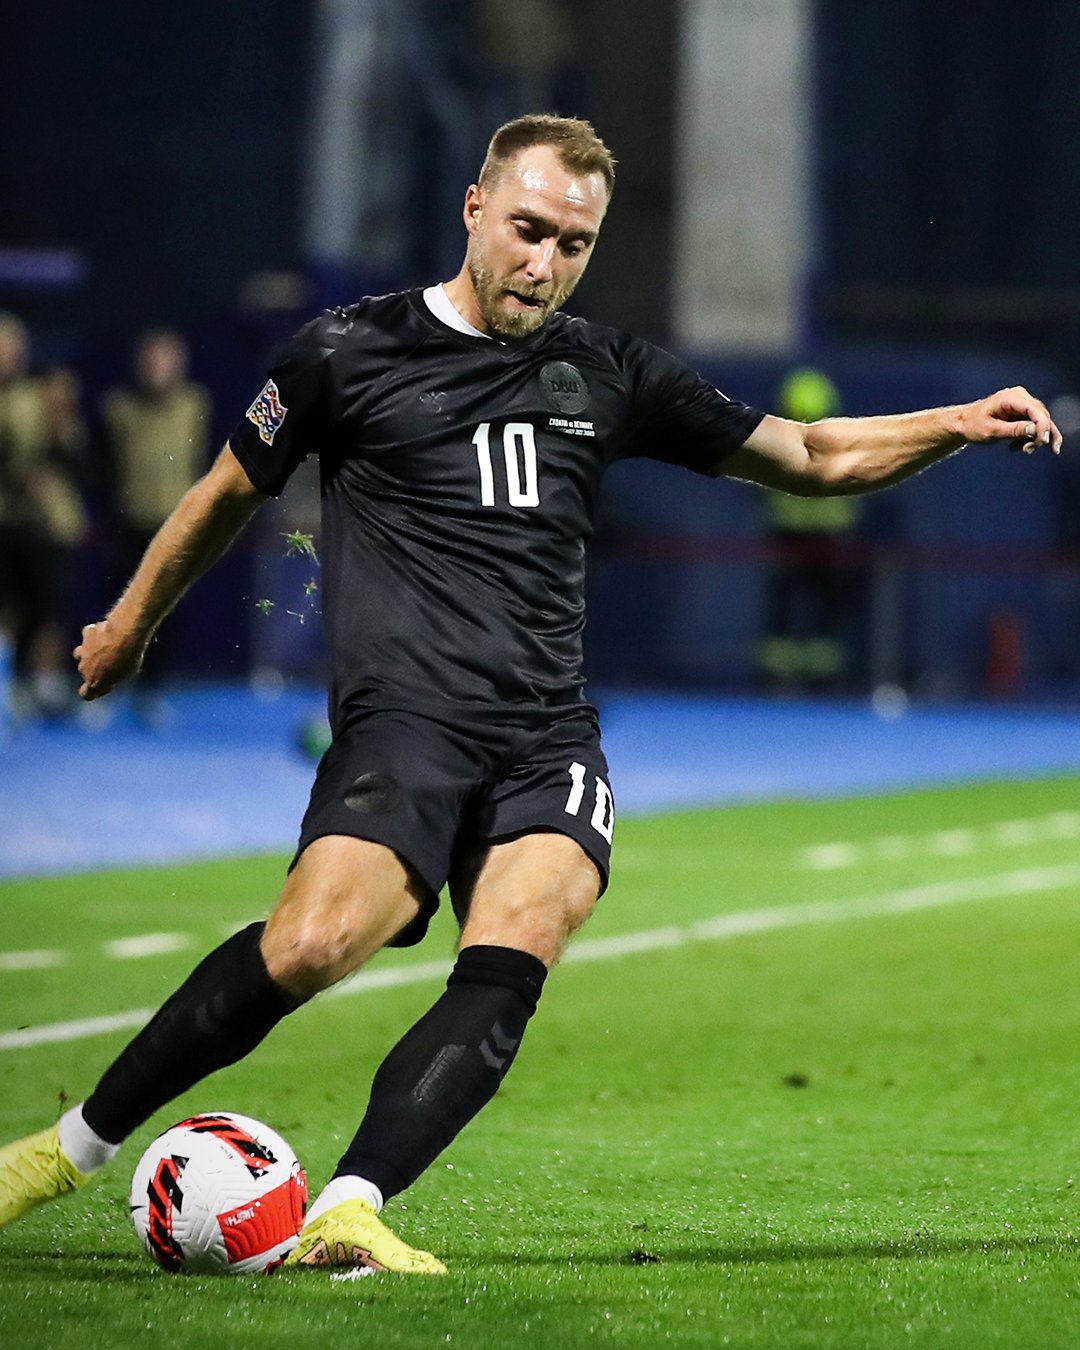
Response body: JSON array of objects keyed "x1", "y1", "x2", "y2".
[
  {"x1": 723, "y1": 386, "x2": 1062, "y2": 497},
  {"x1": 75, "y1": 443, "x2": 266, "y2": 700}
]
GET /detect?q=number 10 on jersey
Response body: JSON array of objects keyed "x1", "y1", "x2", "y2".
[{"x1": 473, "y1": 422, "x2": 540, "y2": 508}]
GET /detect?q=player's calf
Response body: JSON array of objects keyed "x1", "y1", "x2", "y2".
[
  {"x1": 80, "y1": 922, "x2": 303, "y2": 1145},
  {"x1": 327, "y1": 944, "x2": 547, "y2": 1206}
]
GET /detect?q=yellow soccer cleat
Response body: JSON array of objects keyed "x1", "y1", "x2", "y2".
[
  {"x1": 283, "y1": 1198, "x2": 447, "y2": 1275},
  {"x1": 0, "y1": 1125, "x2": 93, "y2": 1229}
]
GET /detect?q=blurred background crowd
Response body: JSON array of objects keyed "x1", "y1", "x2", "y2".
[{"x1": 3, "y1": 0, "x2": 1079, "y2": 725}]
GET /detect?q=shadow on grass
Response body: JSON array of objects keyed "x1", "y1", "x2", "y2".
[
  {"x1": 0, "y1": 1249, "x2": 165, "y2": 1282},
  {"x1": 4, "y1": 1231, "x2": 1077, "y2": 1285},
  {"x1": 489, "y1": 1231, "x2": 1080, "y2": 1269}
]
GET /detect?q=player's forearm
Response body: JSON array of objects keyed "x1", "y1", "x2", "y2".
[
  {"x1": 109, "y1": 459, "x2": 262, "y2": 642},
  {"x1": 803, "y1": 405, "x2": 969, "y2": 494}
]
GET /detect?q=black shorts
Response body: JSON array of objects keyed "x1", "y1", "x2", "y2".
[{"x1": 294, "y1": 706, "x2": 615, "y2": 946}]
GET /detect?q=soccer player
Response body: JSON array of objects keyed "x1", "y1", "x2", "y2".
[{"x1": 0, "y1": 115, "x2": 1060, "y2": 1274}]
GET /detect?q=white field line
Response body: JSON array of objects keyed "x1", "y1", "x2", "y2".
[
  {"x1": 3, "y1": 861, "x2": 1080, "y2": 1053},
  {"x1": 801, "y1": 810, "x2": 1080, "y2": 871},
  {"x1": 0, "y1": 949, "x2": 65, "y2": 972},
  {"x1": 104, "y1": 932, "x2": 194, "y2": 960},
  {"x1": 327, "y1": 959, "x2": 451, "y2": 998},
  {"x1": 0, "y1": 931, "x2": 202, "y2": 972}
]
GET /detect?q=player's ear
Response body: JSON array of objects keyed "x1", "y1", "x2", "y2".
[{"x1": 463, "y1": 184, "x2": 484, "y2": 235}]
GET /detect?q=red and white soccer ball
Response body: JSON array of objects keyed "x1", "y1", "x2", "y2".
[{"x1": 130, "y1": 1112, "x2": 307, "y2": 1275}]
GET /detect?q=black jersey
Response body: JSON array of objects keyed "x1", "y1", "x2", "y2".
[{"x1": 229, "y1": 288, "x2": 762, "y2": 727}]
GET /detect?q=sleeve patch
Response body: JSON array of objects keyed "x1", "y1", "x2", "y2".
[{"x1": 245, "y1": 379, "x2": 288, "y2": 445}]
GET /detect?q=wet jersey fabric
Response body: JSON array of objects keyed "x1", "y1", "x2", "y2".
[{"x1": 229, "y1": 289, "x2": 763, "y2": 729}]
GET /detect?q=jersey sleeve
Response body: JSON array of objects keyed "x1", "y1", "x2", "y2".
[
  {"x1": 616, "y1": 335, "x2": 763, "y2": 475},
  {"x1": 228, "y1": 315, "x2": 337, "y2": 496}
]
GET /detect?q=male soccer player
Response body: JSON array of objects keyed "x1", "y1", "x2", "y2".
[{"x1": 0, "y1": 115, "x2": 1061, "y2": 1274}]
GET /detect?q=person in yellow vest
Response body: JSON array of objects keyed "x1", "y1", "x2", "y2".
[
  {"x1": 102, "y1": 329, "x2": 210, "y2": 696},
  {"x1": 0, "y1": 313, "x2": 90, "y2": 718},
  {"x1": 759, "y1": 368, "x2": 861, "y2": 691}
]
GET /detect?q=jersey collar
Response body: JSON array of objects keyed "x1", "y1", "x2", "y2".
[
  {"x1": 423, "y1": 284, "x2": 497, "y2": 341},
  {"x1": 416, "y1": 285, "x2": 557, "y2": 355}
]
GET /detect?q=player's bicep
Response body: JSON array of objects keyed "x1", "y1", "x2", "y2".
[{"x1": 721, "y1": 414, "x2": 820, "y2": 494}]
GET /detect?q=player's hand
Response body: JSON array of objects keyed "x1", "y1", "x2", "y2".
[
  {"x1": 960, "y1": 387, "x2": 1062, "y2": 455},
  {"x1": 73, "y1": 618, "x2": 148, "y2": 700}
]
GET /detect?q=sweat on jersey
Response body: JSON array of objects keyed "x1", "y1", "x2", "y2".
[{"x1": 229, "y1": 289, "x2": 763, "y2": 728}]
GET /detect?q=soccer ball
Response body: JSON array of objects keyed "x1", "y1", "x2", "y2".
[{"x1": 130, "y1": 1112, "x2": 307, "y2": 1275}]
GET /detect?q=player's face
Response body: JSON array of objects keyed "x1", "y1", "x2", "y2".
[{"x1": 462, "y1": 146, "x2": 608, "y2": 339}]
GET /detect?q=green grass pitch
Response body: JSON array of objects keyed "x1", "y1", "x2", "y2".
[{"x1": 2, "y1": 775, "x2": 1079, "y2": 1348}]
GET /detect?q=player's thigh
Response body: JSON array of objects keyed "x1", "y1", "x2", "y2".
[
  {"x1": 261, "y1": 835, "x2": 425, "y2": 996},
  {"x1": 456, "y1": 831, "x2": 602, "y2": 967},
  {"x1": 294, "y1": 709, "x2": 484, "y2": 948}
]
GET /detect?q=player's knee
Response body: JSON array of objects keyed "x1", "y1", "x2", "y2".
[
  {"x1": 260, "y1": 916, "x2": 358, "y2": 998},
  {"x1": 261, "y1": 838, "x2": 425, "y2": 996}
]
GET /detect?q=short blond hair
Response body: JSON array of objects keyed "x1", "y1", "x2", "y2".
[{"x1": 478, "y1": 114, "x2": 616, "y2": 198}]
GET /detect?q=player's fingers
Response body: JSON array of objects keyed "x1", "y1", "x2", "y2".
[
  {"x1": 992, "y1": 411, "x2": 1054, "y2": 452},
  {"x1": 1011, "y1": 431, "x2": 1039, "y2": 454},
  {"x1": 1029, "y1": 409, "x2": 1053, "y2": 447},
  {"x1": 984, "y1": 388, "x2": 1052, "y2": 445},
  {"x1": 78, "y1": 673, "x2": 112, "y2": 701},
  {"x1": 1009, "y1": 394, "x2": 1053, "y2": 448},
  {"x1": 996, "y1": 419, "x2": 1038, "y2": 450},
  {"x1": 74, "y1": 622, "x2": 97, "y2": 661},
  {"x1": 1002, "y1": 421, "x2": 1057, "y2": 454}
]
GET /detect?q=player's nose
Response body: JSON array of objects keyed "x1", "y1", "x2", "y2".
[{"x1": 524, "y1": 238, "x2": 556, "y2": 283}]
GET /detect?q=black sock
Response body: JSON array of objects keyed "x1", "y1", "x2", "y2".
[
  {"x1": 332, "y1": 944, "x2": 547, "y2": 1200},
  {"x1": 82, "y1": 922, "x2": 303, "y2": 1144}
]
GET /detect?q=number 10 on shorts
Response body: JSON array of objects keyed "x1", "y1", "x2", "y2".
[{"x1": 564, "y1": 762, "x2": 615, "y2": 843}]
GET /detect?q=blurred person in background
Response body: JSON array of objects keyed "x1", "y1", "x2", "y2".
[
  {"x1": 759, "y1": 368, "x2": 863, "y2": 693},
  {"x1": 0, "y1": 312, "x2": 90, "y2": 719},
  {"x1": 102, "y1": 328, "x2": 210, "y2": 709}
]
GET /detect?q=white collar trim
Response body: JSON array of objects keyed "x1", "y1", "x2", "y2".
[{"x1": 423, "y1": 284, "x2": 494, "y2": 340}]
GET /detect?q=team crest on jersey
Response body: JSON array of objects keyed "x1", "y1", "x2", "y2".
[
  {"x1": 540, "y1": 361, "x2": 589, "y2": 415},
  {"x1": 246, "y1": 379, "x2": 288, "y2": 445}
]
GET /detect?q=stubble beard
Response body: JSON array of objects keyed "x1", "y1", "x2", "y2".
[{"x1": 467, "y1": 251, "x2": 580, "y2": 340}]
